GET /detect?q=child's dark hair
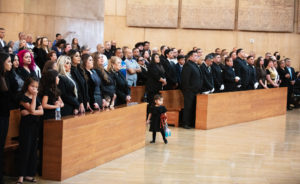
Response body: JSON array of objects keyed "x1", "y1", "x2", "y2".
[
  {"x1": 104, "y1": 95, "x2": 111, "y2": 102},
  {"x1": 21, "y1": 76, "x2": 39, "y2": 94},
  {"x1": 153, "y1": 94, "x2": 163, "y2": 102},
  {"x1": 39, "y1": 69, "x2": 60, "y2": 98}
]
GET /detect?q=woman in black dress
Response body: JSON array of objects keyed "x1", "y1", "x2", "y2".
[
  {"x1": 8, "y1": 54, "x2": 24, "y2": 109},
  {"x1": 68, "y1": 49, "x2": 92, "y2": 113},
  {"x1": 82, "y1": 54, "x2": 103, "y2": 110},
  {"x1": 35, "y1": 37, "x2": 49, "y2": 71},
  {"x1": 146, "y1": 53, "x2": 167, "y2": 105},
  {"x1": 92, "y1": 52, "x2": 116, "y2": 108},
  {"x1": 108, "y1": 56, "x2": 131, "y2": 106},
  {"x1": 17, "y1": 50, "x2": 37, "y2": 81},
  {"x1": 57, "y1": 55, "x2": 80, "y2": 116},
  {"x1": 0, "y1": 52, "x2": 12, "y2": 184},
  {"x1": 255, "y1": 56, "x2": 268, "y2": 89},
  {"x1": 146, "y1": 94, "x2": 167, "y2": 144}
]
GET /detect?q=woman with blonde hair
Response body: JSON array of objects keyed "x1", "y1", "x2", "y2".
[
  {"x1": 108, "y1": 56, "x2": 131, "y2": 106},
  {"x1": 57, "y1": 55, "x2": 80, "y2": 116}
]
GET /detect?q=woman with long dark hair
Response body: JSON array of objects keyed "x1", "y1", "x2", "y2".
[
  {"x1": 35, "y1": 37, "x2": 49, "y2": 70},
  {"x1": 146, "y1": 53, "x2": 166, "y2": 105},
  {"x1": 71, "y1": 38, "x2": 80, "y2": 51},
  {"x1": 68, "y1": 49, "x2": 91, "y2": 113},
  {"x1": 255, "y1": 56, "x2": 268, "y2": 89},
  {"x1": 82, "y1": 54, "x2": 103, "y2": 110},
  {"x1": 0, "y1": 52, "x2": 12, "y2": 184},
  {"x1": 92, "y1": 52, "x2": 116, "y2": 108}
]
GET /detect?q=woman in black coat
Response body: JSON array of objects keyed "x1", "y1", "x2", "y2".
[
  {"x1": 68, "y1": 49, "x2": 91, "y2": 113},
  {"x1": 223, "y1": 57, "x2": 240, "y2": 92},
  {"x1": 0, "y1": 52, "x2": 12, "y2": 184},
  {"x1": 57, "y1": 55, "x2": 80, "y2": 116},
  {"x1": 82, "y1": 54, "x2": 103, "y2": 110},
  {"x1": 34, "y1": 37, "x2": 49, "y2": 71},
  {"x1": 108, "y1": 56, "x2": 130, "y2": 106},
  {"x1": 277, "y1": 60, "x2": 290, "y2": 87},
  {"x1": 146, "y1": 53, "x2": 167, "y2": 105}
]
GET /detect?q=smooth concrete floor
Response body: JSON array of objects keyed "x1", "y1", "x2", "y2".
[{"x1": 5, "y1": 108, "x2": 300, "y2": 184}]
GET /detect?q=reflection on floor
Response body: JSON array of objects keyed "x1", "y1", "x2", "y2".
[{"x1": 5, "y1": 109, "x2": 300, "y2": 184}]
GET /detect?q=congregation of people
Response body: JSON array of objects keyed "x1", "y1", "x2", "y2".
[{"x1": 1, "y1": 27, "x2": 300, "y2": 183}]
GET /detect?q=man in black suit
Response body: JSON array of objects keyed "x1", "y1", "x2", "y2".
[
  {"x1": 181, "y1": 51, "x2": 203, "y2": 129},
  {"x1": 161, "y1": 48, "x2": 178, "y2": 90},
  {"x1": 200, "y1": 54, "x2": 214, "y2": 94},
  {"x1": 211, "y1": 53, "x2": 224, "y2": 92},
  {"x1": 246, "y1": 56, "x2": 258, "y2": 90},
  {"x1": 0, "y1": 28, "x2": 6, "y2": 52},
  {"x1": 175, "y1": 55, "x2": 185, "y2": 89},
  {"x1": 233, "y1": 48, "x2": 250, "y2": 90},
  {"x1": 285, "y1": 58, "x2": 297, "y2": 110}
]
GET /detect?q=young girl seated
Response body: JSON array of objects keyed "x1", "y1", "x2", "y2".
[{"x1": 146, "y1": 94, "x2": 168, "y2": 144}]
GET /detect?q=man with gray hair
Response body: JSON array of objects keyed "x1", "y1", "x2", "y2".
[{"x1": 13, "y1": 32, "x2": 26, "y2": 53}]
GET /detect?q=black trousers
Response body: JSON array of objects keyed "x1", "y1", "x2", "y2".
[
  {"x1": 0, "y1": 116, "x2": 9, "y2": 183},
  {"x1": 182, "y1": 91, "x2": 196, "y2": 127},
  {"x1": 18, "y1": 117, "x2": 39, "y2": 177},
  {"x1": 287, "y1": 85, "x2": 294, "y2": 107},
  {"x1": 152, "y1": 129, "x2": 165, "y2": 142}
]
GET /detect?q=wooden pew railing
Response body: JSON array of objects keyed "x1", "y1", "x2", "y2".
[
  {"x1": 195, "y1": 88, "x2": 287, "y2": 130},
  {"x1": 42, "y1": 103, "x2": 147, "y2": 181},
  {"x1": 160, "y1": 90, "x2": 184, "y2": 127}
]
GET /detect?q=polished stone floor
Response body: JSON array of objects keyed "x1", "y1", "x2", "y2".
[{"x1": 5, "y1": 109, "x2": 300, "y2": 184}]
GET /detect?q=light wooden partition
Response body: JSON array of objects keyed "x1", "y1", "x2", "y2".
[
  {"x1": 195, "y1": 88, "x2": 287, "y2": 130},
  {"x1": 42, "y1": 103, "x2": 147, "y2": 181},
  {"x1": 160, "y1": 90, "x2": 184, "y2": 127},
  {"x1": 130, "y1": 86, "x2": 146, "y2": 103}
]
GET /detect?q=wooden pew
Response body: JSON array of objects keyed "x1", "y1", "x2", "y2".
[
  {"x1": 130, "y1": 86, "x2": 146, "y2": 103},
  {"x1": 160, "y1": 90, "x2": 184, "y2": 127},
  {"x1": 195, "y1": 88, "x2": 287, "y2": 130},
  {"x1": 42, "y1": 103, "x2": 147, "y2": 181},
  {"x1": 3, "y1": 109, "x2": 21, "y2": 176}
]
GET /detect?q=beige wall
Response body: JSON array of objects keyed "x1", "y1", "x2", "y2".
[
  {"x1": 104, "y1": 0, "x2": 300, "y2": 70},
  {"x1": 0, "y1": 0, "x2": 104, "y2": 51}
]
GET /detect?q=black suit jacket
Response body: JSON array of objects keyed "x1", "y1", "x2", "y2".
[
  {"x1": 200, "y1": 63, "x2": 214, "y2": 92},
  {"x1": 146, "y1": 62, "x2": 165, "y2": 94},
  {"x1": 70, "y1": 65, "x2": 89, "y2": 106},
  {"x1": 181, "y1": 61, "x2": 203, "y2": 94},
  {"x1": 248, "y1": 64, "x2": 257, "y2": 89},
  {"x1": 211, "y1": 62, "x2": 224, "y2": 92},
  {"x1": 161, "y1": 58, "x2": 177, "y2": 90},
  {"x1": 95, "y1": 69, "x2": 115, "y2": 98},
  {"x1": 137, "y1": 66, "x2": 148, "y2": 86},
  {"x1": 85, "y1": 69, "x2": 103, "y2": 108},
  {"x1": 0, "y1": 40, "x2": 6, "y2": 52},
  {"x1": 112, "y1": 70, "x2": 130, "y2": 106},
  {"x1": 58, "y1": 75, "x2": 80, "y2": 116},
  {"x1": 223, "y1": 65, "x2": 238, "y2": 92},
  {"x1": 175, "y1": 63, "x2": 183, "y2": 89},
  {"x1": 35, "y1": 48, "x2": 48, "y2": 70}
]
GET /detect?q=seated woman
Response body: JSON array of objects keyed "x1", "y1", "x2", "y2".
[
  {"x1": 255, "y1": 56, "x2": 268, "y2": 89},
  {"x1": 266, "y1": 59, "x2": 279, "y2": 88},
  {"x1": 92, "y1": 52, "x2": 116, "y2": 108},
  {"x1": 57, "y1": 55, "x2": 80, "y2": 116},
  {"x1": 223, "y1": 57, "x2": 240, "y2": 92},
  {"x1": 82, "y1": 54, "x2": 103, "y2": 110},
  {"x1": 108, "y1": 56, "x2": 131, "y2": 106},
  {"x1": 17, "y1": 49, "x2": 37, "y2": 81}
]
